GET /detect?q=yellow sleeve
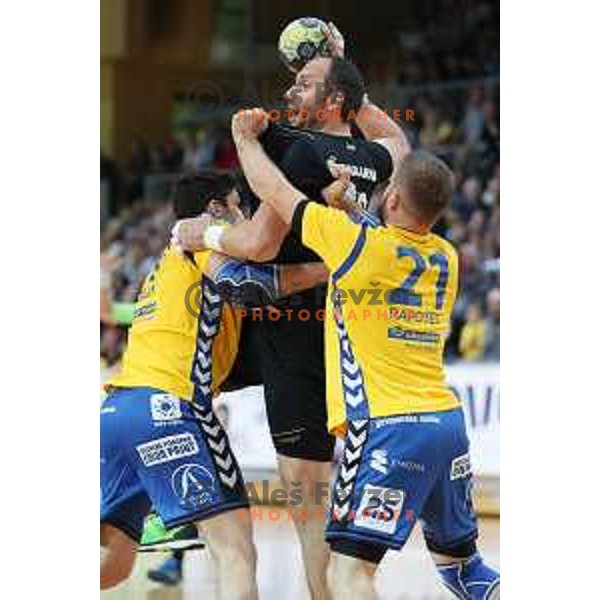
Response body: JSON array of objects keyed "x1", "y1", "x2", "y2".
[
  {"x1": 300, "y1": 202, "x2": 365, "y2": 275},
  {"x1": 193, "y1": 250, "x2": 212, "y2": 274}
]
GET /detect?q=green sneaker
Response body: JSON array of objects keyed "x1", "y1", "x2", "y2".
[{"x1": 139, "y1": 513, "x2": 205, "y2": 553}]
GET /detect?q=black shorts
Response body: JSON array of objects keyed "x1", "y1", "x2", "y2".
[{"x1": 252, "y1": 313, "x2": 335, "y2": 462}]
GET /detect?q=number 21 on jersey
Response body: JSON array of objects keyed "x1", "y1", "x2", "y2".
[{"x1": 389, "y1": 246, "x2": 449, "y2": 310}]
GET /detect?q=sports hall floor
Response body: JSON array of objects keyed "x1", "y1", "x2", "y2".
[{"x1": 102, "y1": 510, "x2": 499, "y2": 599}]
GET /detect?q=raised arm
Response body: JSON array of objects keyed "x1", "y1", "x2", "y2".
[
  {"x1": 355, "y1": 96, "x2": 411, "y2": 163},
  {"x1": 231, "y1": 110, "x2": 305, "y2": 224},
  {"x1": 231, "y1": 109, "x2": 369, "y2": 275},
  {"x1": 322, "y1": 21, "x2": 410, "y2": 163}
]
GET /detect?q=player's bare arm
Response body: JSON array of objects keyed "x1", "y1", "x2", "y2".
[
  {"x1": 232, "y1": 109, "x2": 313, "y2": 224},
  {"x1": 175, "y1": 200, "x2": 289, "y2": 261},
  {"x1": 323, "y1": 20, "x2": 410, "y2": 163},
  {"x1": 356, "y1": 97, "x2": 411, "y2": 163}
]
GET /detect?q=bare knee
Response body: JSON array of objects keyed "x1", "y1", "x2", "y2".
[
  {"x1": 214, "y1": 536, "x2": 257, "y2": 574},
  {"x1": 278, "y1": 456, "x2": 331, "y2": 506},
  {"x1": 100, "y1": 524, "x2": 137, "y2": 589},
  {"x1": 200, "y1": 511, "x2": 257, "y2": 577}
]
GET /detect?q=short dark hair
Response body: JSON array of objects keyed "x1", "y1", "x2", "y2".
[
  {"x1": 324, "y1": 57, "x2": 365, "y2": 121},
  {"x1": 395, "y1": 151, "x2": 455, "y2": 225},
  {"x1": 171, "y1": 170, "x2": 235, "y2": 219}
]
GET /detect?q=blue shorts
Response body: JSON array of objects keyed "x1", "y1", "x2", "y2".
[
  {"x1": 326, "y1": 408, "x2": 478, "y2": 556},
  {"x1": 100, "y1": 387, "x2": 248, "y2": 542}
]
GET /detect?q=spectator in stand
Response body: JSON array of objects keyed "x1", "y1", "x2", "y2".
[
  {"x1": 484, "y1": 288, "x2": 500, "y2": 360},
  {"x1": 481, "y1": 165, "x2": 499, "y2": 209},
  {"x1": 459, "y1": 303, "x2": 486, "y2": 361},
  {"x1": 452, "y1": 176, "x2": 481, "y2": 222},
  {"x1": 463, "y1": 86, "x2": 485, "y2": 146},
  {"x1": 100, "y1": 325, "x2": 124, "y2": 367},
  {"x1": 215, "y1": 134, "x2": 240, "y2": 170},
  {"x1": 100, "y1": 254, "x2": 122, "y2": 325},
  {"x1": 181, "y1": 128, "x2": 219, "y2": 172},
  {"x1": 182, "y1": 130, "x2": 199, "y2": 171},
  {"x1": 162, "y1": 137, "x2": 183, "y2": 172},
  {"x1": 193, "y1": 128, "x2": 219, "y2": 170},
  {"x1": 419, "y1": 104, "x2": 454, "y2": 154}
]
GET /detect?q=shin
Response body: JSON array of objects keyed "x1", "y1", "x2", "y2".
[
  {"x1": 277, "y1": 455, "x2": 332, "y2": 600},
  {"x1": 199, "y1": 509, "x2": 258, "y2": 600}
]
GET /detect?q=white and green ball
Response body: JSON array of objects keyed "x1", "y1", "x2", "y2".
[{"x1": 278, "y1": 17, "x2": 332, "y2": 72}]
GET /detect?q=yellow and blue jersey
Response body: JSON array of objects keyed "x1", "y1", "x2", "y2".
[
  {"x1": 108, "y1": 245, "x2": 242, "y2": 401},
  {"x1": 294, "y1": 201, "x2": 460, "y2": 435}
]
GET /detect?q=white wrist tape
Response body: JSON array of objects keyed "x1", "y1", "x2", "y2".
[
  {"x1": 203, "y1": 225, "x2": 226, "y2": 252},
  {"x1": 171, "y1": 220, "x2": 183, "y2": 243},
  {"x1": 344, "y1": 182, "x2": 358, "y2": 204}
]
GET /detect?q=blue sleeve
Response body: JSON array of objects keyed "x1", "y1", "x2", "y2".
[{"x1": 211, "y1": 258, "x2": 280, "y2": 308}]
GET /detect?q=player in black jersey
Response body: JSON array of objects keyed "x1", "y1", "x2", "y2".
[{"x1": 174, "y1": 56, "x2": 410, "y2": 598}]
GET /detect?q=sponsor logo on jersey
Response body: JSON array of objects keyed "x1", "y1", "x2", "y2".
[
  {"x1": 136, "y1": 433, "x2": 199, "y2": 467},
  {"x1": 354, "y1": 485, "x2": 405, "y2": 535},
  {"x1": 150, "y1": 394, "x2": 182, "y2": 422},
  {"x1": 369, "y1": 449, "x2": 388, "y2": 475},
  {"x1": 374, "y1": 415, "x2": 441, "y2": 428},
  {"x1": 171, "y1": 463, "x2": 217, "y2": 509},
  {"x1": 387, "y1": 327, "x2": 441, "y2": 344},
  {"x1": 133, "y1": 301, "x2": 157, "y2": 320},
  {"x1": 398, "y1": 460, "x2": 426, "y2": 473},
  {"x1": 326, "y1": 156, "x2": 378, "y2": 182},
  {"x1": 450, "y1": 453, "x2": 472, "y2": 480},
  {"x1": 369, "y1": 449, "x2": 425, "y2": 475}
]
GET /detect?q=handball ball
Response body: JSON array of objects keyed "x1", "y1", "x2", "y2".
[{"x1": 278, "y1": 17, "x2": 332, "y2": 73}]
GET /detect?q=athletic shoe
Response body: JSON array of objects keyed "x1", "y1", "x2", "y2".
[
  {"x1": 147, "y1": 555, "x2": 183, "y2": 586},
  {"x1": 139, "y1": 512, "x2": 205, "y2": 552}
]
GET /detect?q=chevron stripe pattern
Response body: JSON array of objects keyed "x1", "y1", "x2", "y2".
[
  {"x1": 191, "y1": 278, "x2": 223, "y2": 400},
  {"x1": 331, "y1": 418, "x2": 369, "y2": 520},
  {"x1": 191, "y1": 402, "x2": 240, "y2": 490},
  {"x1": 332, "y1": 290, "x2": 368, "y2": 421}
]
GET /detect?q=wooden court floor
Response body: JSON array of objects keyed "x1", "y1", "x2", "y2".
[{"x1": 102, "y1": 511, "x2": 499, "y2": 600}]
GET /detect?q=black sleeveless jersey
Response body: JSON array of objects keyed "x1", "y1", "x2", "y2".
[
  {"x1": 239, "y1": 122, "x2": 392, "y2": 310},
  {"x1": 242, "y1": 123, "x2": 392, "y2": 262}
]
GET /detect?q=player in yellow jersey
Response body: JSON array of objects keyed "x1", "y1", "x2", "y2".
[
  {"x1": 228, "y1": 109, "x2": 500, "y2": 600},
  {"x1": 100, "y1": 170, "x2": 328, "y2": 597}
]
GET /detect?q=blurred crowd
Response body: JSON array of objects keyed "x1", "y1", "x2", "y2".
[
  {"x1": 101, "y1": 80, "x2": 499, "y2": 365},
  {"x1": 410, "y1": 84, "x2": 500, "y2": 361},
  {"x1": 395, "y1": 0, "x2": 499, "y2": 84}
]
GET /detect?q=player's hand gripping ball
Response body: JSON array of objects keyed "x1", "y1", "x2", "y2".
[{"x1": 278, "y1": 17, "x2": 343, "y2": 72}]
